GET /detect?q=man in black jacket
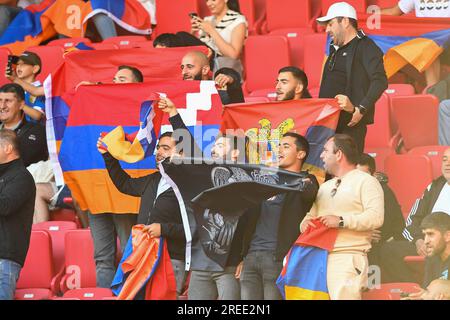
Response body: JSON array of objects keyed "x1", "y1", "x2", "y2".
[
  {"x1": 0, "y1": 129, "x2": 35, "y2": 300},
  {"x1": 239, "y1": 132, "x2": 319, "y2": 300},
  {"x1": 380, "y1": 147, "x2": 450, "y2": 282},
  {"x1": 317, "y1": 2, "x2": 388, "y2": 152},
  {"x1": 0, "y1": 83, "x2": 48, "y2": 167},
  {"x1": 98, "y1": 130, "x2": 187, "y2": 297}
]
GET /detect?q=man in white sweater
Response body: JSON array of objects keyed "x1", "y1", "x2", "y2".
[{"x1": 300, "y1": 134, "x2": 384, "y2": 300}]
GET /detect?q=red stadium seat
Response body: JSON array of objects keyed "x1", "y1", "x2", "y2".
[
  {"x1": 32, "y1": 221, "x2": 78, "y2": 274},
  {"x1": 102, "y1": 36, "x2": 149, "y2": 48},
  {"x1": 59, "y1": 229, "x2": 97, "y2": 293},
  {"x1": 385, "y1": 154, "x2": 433, "y2": 217},
  {"x1": 244, "y1": 35, "x2": 290, "y2": 94},
  {"x1": 269, "y1": 28, "x2": 315, "y2": 69},
  {"x1": 364, "y1": 146, "x2": 395, "y2": 173},
  {"x1": 403, "y1": 255, "x2": 426, "y2": 285},
  {"x1": 322, "y1": 0, "x2": 368, "y2": 13},
  {"x1": 47, "y1": 37, "x2": 92, "y2": 49},
  {"x1": 409, "y1": 145, "x2": 448, "y2": 179},
  {"x1": 367, "y1": 0, "x2": 402, "y2": 8},
  {"x1": 303, "y1": 33, "x2": 327, "y2": 89},
  {"x1": 50, "y1": 208, "x2": 82, "y2": 229},
  {"x1": 384, "y1": 84, "x2": 415, "y2": 96},
  {"x1": 15, "y1": 231, "x2": 56, "y2": 300},
  {"x1": 362, "y1": 283, "x2": 421, "y2": 300},
  {"x1": 155, "y1": 0, "x2": 198, "y2": 35},
  {"x1": 265, "y1": 0, "x2": 316, "y2": 32},
  {"x1": 88, "y1": 43, "x2": 118, "y2": 50},
  {"x1": 62, "y1": 288, "x2": 114, "y2": 300},
  {"x1": 0, "y1": 47, "x2": 11, "y2": 86},
  {"x1": 391, "y1": 94, "x2": 440, "y2": 151},
  {"x1": 27, "y1": 46, "x2": 64, "y2": 83},
  {"x1": 366, "y1": 93, "x2": 397, "y2": 149}
]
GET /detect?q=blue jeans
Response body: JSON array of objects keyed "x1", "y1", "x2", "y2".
[
  {"x1": 88, "y1": 212, "x2": 137, "y2": 288},
  {"x1": 188, "y1": 267, "x2": 240, "y2": 300},
  {"x1": 92, "y1": 13, "x2": 117, "y2": 40},
  {"x1": 0, "y1": 259, "x2": 22, "y2": 300},
  {"x1": 171, "y1": 259, "x2": 187, "y2": 297},
  {"x1": 240, "y1": 251, "x2": 283, "y2": 300}
]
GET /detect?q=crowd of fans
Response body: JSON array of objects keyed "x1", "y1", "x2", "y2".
[{"x1": 0, "y1": 0, "x2": 449, "y2": 300}]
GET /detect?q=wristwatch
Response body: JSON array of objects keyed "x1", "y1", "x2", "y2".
[
  {"x1": 338, "y1": 216, "x2": 345, "y2": 228},
  {"x1": 356, "y1": 105, "x2": 367, "y2": 115}
]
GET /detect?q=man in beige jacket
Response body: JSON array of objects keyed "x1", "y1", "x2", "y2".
[{"x1": 300, "y1": 134, "x2": 384, "y2": 300}]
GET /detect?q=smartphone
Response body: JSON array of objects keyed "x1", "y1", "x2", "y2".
[
  {"x1": 6, "y1": 55, "x2": 19, "y2": 77},
  {"x1": 189, "y1": 12, "x2": 198, "y2": 19}
]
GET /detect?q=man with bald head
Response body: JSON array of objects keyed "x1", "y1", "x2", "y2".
[
  {"x1": 380, "y1": 148, "x2": 450, "y2": 283},
  {"x1": 180, "y1": 51, "x2": 244, "y2": 105}
]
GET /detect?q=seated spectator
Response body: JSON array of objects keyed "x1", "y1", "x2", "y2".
[
  {"x1": 421, "y1": 212, "x2": 449, "y2": 287},
  {"x1": 153, "y1": 33, "x2": 183, "y2": 48},
  {"x1": 6, "y1": 51, "x2": 45, "y2": 122},
  {"x1": 439, "y1": 99, "x2": 450, "y2": 146},
  {"x1": 379, "y1": 147, "x2": 450, "y2": 283},
  {"x1": 181, "y1": 51, "x2": 244, "y2": 105},
  {"x1": 0, "y1": 83, "x2": 47, "y2": 167},
  {"x1": 0, "y1": 1, "x2": 42, "y2": 37},
  {"x1": 357, "y1": 153, "x2": 405, "y2": 268},
  {"x1": 380, "y1": 1, "x2": 448, "y2": 86},
  {"x1": 190, "y1": 0, "x2": 247, "y2": 77},
  {"x1": 76, "y1": 65, "x2": 144, "y2": 89},
  {"x1": 380, "y1": 0, "x2": 450, "y2": 17},
  {"x1": 275, "y1": 66, "x2": 312, "y2": 101}
]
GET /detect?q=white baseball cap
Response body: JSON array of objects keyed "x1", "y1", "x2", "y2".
[{"x1": 317, "y1": 2, "x2": 357, "y2": 23}]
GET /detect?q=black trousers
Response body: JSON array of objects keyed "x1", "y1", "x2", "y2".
[{"x1": 378, "y1": 240, "x2": 418, "y2": 283}]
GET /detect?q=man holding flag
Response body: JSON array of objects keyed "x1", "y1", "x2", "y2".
[{"x1": 300, "y1": 134, "x2": 384, "y2": 300}]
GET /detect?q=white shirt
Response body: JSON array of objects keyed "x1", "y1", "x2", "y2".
[
  {"x1": 432, "y1": 182, "x2": 450, "y2": 215},
  {"x1": 398, "y1": 0, "x2": 450, "y2": 17}
]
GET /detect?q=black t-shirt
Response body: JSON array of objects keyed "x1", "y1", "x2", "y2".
[{"x1": 423, "y1": 255, "x2": 450, "y2": 287}]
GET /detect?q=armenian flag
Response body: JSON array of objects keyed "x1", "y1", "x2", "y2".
[
  {"x1": 221, "y1": 99, "x2": 341, "y2": 183},
  {"x1": 276, "y1": 219, "x2": 338, "y2": 300}
]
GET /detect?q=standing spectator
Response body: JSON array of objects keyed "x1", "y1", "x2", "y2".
[
  {"x1": 239, "y1": 133, "x2": 319, "y2": 300},
  {"x1": 439, "y1": 99, "x2": 450, "y2": 146},
  {"x1": 6, "y1": 51, "x2": 45, "y2": 123},
  {"x1": 190, "y1": 0, "x2": 247, "y2": 77},
  {"x1": 98, "y1": 131, "x2": 187, "y2": 297},
  {"x1": 0, "y1": 83, "x2": 47, "y2": 167},
  {"x1": 300, "y1": 134, "x2": 384, "y2": 300},
  {"x1": 0, "y1": 129, "x2": 36, "y2": 300},
  {"x1": 76, "y1": 66, "x2": 143, "y2": 288},
  {"x1": 357, "y1": 153, "x2": 405, "y2": 268},
  {"x1": 380, "y1": 148, "x2": 450, "y2": 283},
  {"x1": 421, "y1": 212, "x2": 450, "y2": 287},
  {"x1": 317, "y1": 2, "x2": 388, "y2": 152},
  {"x1": 158, "y1": 98, "x2": 248, "y2": 300},
  {"x1": 180, "y1": 51, "x2": 244, "y2": 105},
  {"x1": 275, "y1": 66, "x2": 312, "y2": 101}
]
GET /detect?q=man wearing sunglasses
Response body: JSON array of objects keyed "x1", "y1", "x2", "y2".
[
  {"x1": 317, "y1": 2, "x2": 388, "y2": 153},
  {"x1": 300, "y1": 134, "x2": 384, "y2": 299}
]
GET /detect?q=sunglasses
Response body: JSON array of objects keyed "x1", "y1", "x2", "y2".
[
  {"x1": 328, "y1": 51, "x2": 337, "y2": 72},
  {"x1": 330, "y1": 178, "x2": 342, "y2": 197}
]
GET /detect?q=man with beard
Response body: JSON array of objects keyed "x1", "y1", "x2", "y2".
[
  {"x1": 317, "y1": 2, "x2": 388, "y2": 153},
  {"x1": 275, "y1": 66, "x2": 312, "y2": 101},
  {"x1": 300, "y1": 134, "x2": 384, "y2": 300}
]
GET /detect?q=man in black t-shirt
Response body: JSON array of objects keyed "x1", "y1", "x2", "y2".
[{"x1": 421, "y1": 212, "x2": 449, "y2": 287}]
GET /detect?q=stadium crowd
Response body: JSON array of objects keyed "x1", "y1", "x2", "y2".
[{"x1": 0, "y1": 0, "x2": 449, "y2": 301}]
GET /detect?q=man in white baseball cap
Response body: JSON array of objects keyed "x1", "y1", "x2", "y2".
[{"x1": 317, "y1": 2, "x2": 388, "y2": 155}]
